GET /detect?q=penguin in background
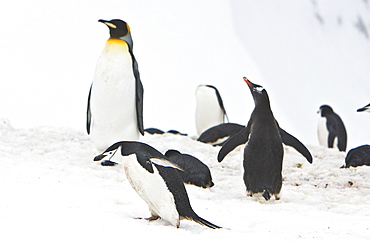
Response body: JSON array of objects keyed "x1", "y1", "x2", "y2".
[
  {"x1": 357, "y1": 103, "x2": 370, "y2": 113},
  {"x1": 197, "y1": 123, "x2": 245, "y2": 146},
  {"x1": 87, "y1": 19, "x2": 144, "y2": 157},
  {"x1": 94, "y1": 141, "x2": 221, "y2": 229},
  {"x1": 195, "y1": 85, "x2": 229, "y2": 136},
  {"x1": 317, "y1": 105, "x2": 347, "y2": 152},
  {"x1": 218, "y1": 77, "x2": 312, "y2": 201}
]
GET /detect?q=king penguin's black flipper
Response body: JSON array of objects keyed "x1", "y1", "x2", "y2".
[
  {"x1": 86, "y1": 84, "x2": 92, "y2": 134},
  {"x1": 279, "y1": 128, "x2": 313, "y2": 163},
  {"x1": 217, "y1": 125, "x2": 250, "y2": 162},
  {"x1": 133, "y1": 55, "x2": 144, "y2": 136}
]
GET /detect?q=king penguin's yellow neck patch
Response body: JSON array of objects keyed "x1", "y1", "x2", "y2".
[{"x1": 106, "y1": 38, "x2": 126, "y2": 45}]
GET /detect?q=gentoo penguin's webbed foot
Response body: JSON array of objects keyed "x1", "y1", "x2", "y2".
[{"x1": 100, "y1": 160, "x2": 118, "y2": 166}]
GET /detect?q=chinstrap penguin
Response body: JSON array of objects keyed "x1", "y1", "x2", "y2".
[
  {"x1": 164, "y1": 149, "x2": 214, "y2": 188},
  {"x1": 218, "y1": 77, "x2": 312, "y2": 201},
  {"x1": 357, "y1": 103, "x2": 370, "y2": 113},
  {"x1": 317, "y1": 105, "x2": 347, "y2": 152},
  {"x1": 195, "y1": 85, "x2": 229, "y2": 136},
  {"x1": 94, "y1": 141, "x2": 221, "y2": 229},
  {"x1": 87, "y1": 19, "x2": 144, "y2": 159}
]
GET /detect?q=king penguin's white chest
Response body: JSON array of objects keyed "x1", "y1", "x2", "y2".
[
  {"x1": 90, "y1": 39, "x2": 139, "y2": 151},
  {"x1": 122, "y1": 154, "x2": 180, "y2": 227}
]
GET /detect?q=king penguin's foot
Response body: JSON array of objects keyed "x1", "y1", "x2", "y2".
[
  {"x1": 135, "y1": 215, "x2": 160, "y2": 221},
  {"x1": 100, "y1": 160, "x2": 117, "y2": 166}
]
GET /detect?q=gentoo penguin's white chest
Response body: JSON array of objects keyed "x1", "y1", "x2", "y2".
[
  {"x1": 90, "y1": 38, "x2": 139, "y2": 151},
  {"x1": 195, "y1": 86, "x2": 224, "y2": 135},
  {"x1": 122, "y1": 154, "x2": 180, "y2": 227}
]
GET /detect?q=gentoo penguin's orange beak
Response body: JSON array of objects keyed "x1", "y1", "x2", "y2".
[{"x1": 243, "y1": 77, "x2": 252, "y2": 87}]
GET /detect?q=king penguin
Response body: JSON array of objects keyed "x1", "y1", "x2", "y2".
[
  {"x1": 94, "y1": 141, "x2": 221, "y2": 229},
  {"x1": 87, "y1": 19, "x2": 144, "y2": 154},
  {"x1": 317, "y1": 105, "x2": 347, "y2": 152},
  {"x1": 195, "y1": 85, "x2": 229, "y2": 136},
  {"x1": 218, "y1": 77, "x2": 312, "y2": 201}
]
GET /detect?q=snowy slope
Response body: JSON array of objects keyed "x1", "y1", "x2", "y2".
[{"x1": 0, "y1": 126, "x2": 369, "y2": 246}]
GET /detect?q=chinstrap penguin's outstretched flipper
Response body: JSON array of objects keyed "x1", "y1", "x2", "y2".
[
  {"x1": 87, "y1": 19, "x2": 144, "y2": 156},
  {"x1": 94, "y1": 141, "x2": 221, "y2": 229}
]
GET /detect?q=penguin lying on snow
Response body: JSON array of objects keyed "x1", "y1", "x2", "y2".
[
  {"x1": 164, "y1": 149, "x2": 214, "y2": 188},
  {"x1": 218, "y1": 77, "x2": 312, "y2": 201},
  {"x1": 357, "y1": 103, "x2": 370, "y2": 113},
  {"x1": 197, "y1": 123, "x2": 245, "y2": 146},
  {"x1": 317, "y1": 105, "x2": 347, "y2": 152},
  {"x1": 341, "y1": 145, "x2": 370, "y2": 168},
  {"x1": 144, "y1": 128, "x2": 187, "y2": 136},
  {"x1": 195, "y1": 85, "x2": 229, "y2": 135},
  {"x1": 87, "y1": 19, "x2": 144, "y2": 157},
  {"x1": 94, "y1": 141, "x2": 221, "y2": 229}
]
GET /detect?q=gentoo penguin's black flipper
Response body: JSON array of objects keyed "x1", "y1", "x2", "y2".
[
  {"x1": 279, "y1": 128, "x2": 313, "y2": 163},
  {"x1": 86, "y1": 85, "x2": 92, "y2": 134},
  {"x1": 217, "y1": 124, "x2": 250, "y2": 162}
]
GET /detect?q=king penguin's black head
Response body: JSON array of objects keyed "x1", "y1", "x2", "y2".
[
  {"x1": 243, "y1": 77, "x2": 270, "y2": 108},
  {"x1": 99, "y1": 19, "x2": 130, "y2": 38}
]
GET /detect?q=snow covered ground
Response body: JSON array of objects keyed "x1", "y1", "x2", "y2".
[
  {"x1": 0, "y1": 125, "x2": 369, "y2": 245},
  {"x1": 1, "y1": 0, "x2": 370, "y2": 245}
]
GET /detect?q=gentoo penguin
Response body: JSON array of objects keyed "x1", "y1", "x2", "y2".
[
  {"x1": 195, "y1": 85, "x2": 229, "y2": 136},
  {"x1": 341, "y1": 145, "x2": 370, "y2": 168},
  {"x1": 317, "y1": 105, "x2": 347, "y2": 152},
  {"x1": 87, "y1": 19, "x2": 144, "y2": 155},
  {"x1": 94, "y1": 141, "x2": 221, "y2": 229},
  {"x1": 357, "y1": 103, "x2": 370, "y2": 113},
  {"x1": 197, "y1": 123, "x2": 245, "y2": 146},
  {"x1": 164, "y1": 149, "x2": 214, "y2": 188},
  {"x1": 218, "y1": 77, "x2": 312, "y2": 201}
]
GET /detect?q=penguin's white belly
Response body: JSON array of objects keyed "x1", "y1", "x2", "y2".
[
  {"x1": 317, "y1": 117, "x2": 337, "y2": 148},
  {"x1": 195, "y1": 89, "x2": 224, "y2": 135},
  {"x1": 317, "y1": 117, "x2": 328, "y2": 147},
  {"x1": 90, "y1": 40, "x2": 139, "y2": 152},
  {"x1": 122, "y1": 155, "x2": 180, "y2": 227}
]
